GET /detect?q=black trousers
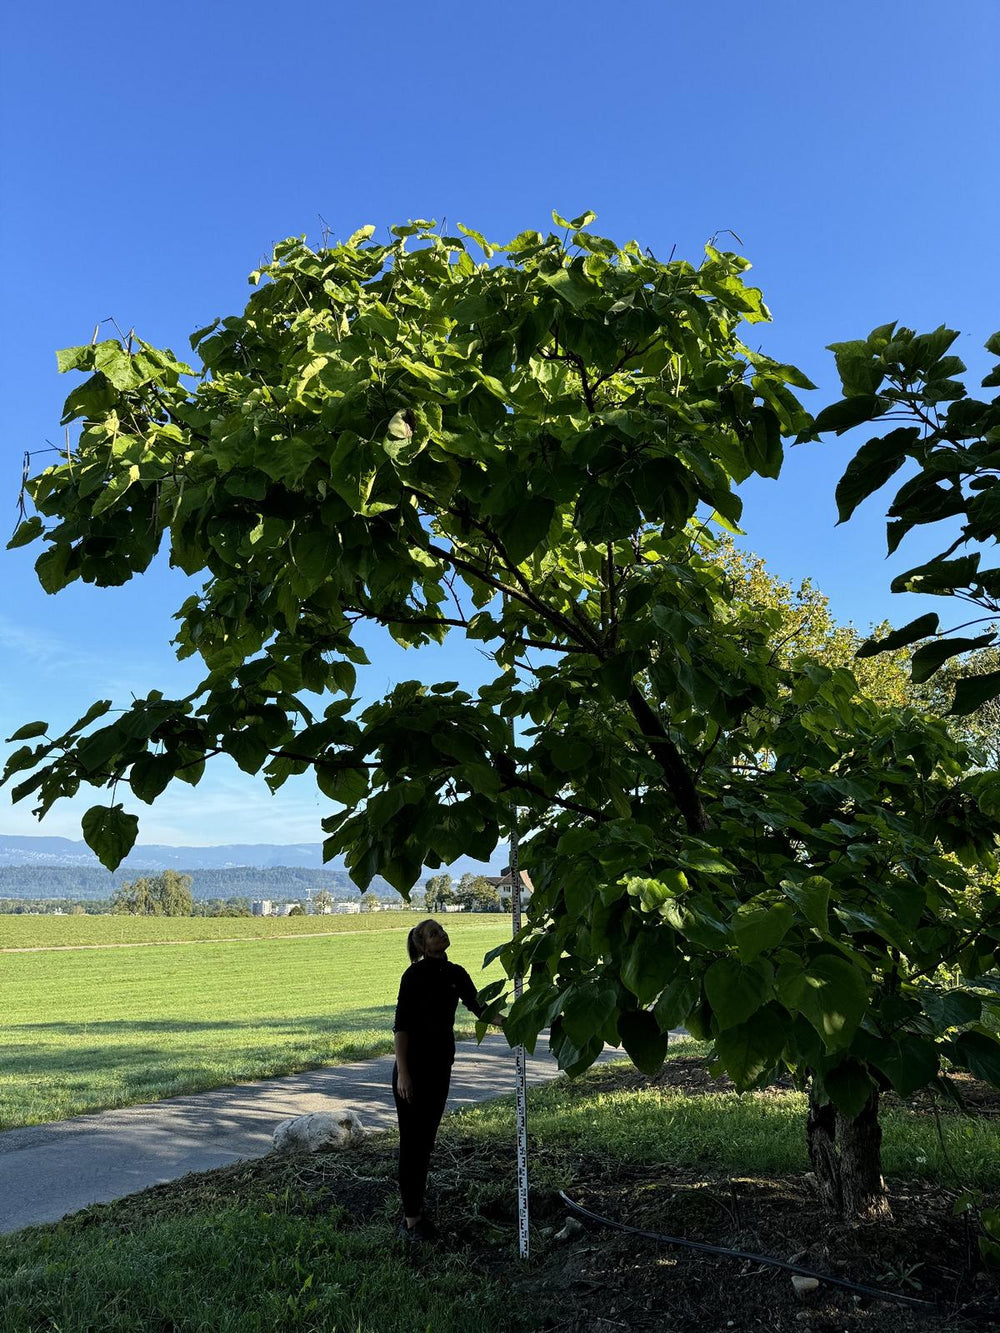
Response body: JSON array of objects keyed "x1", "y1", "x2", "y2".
[{"x1": 392, "y1": 1059, "x2": 452, "y2": 1217}]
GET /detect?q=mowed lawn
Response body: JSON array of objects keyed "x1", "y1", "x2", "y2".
[
  {"x1": 0, "y1": 910, "x2": 439, "y2": 949},
  {"x1": 0, "y1": 918, "x2": 508, "y2": 1130}
]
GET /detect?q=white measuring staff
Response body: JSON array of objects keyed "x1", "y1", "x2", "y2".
[{"x1": 508, "y1": 819, "x2": 530, "y2": 1260}]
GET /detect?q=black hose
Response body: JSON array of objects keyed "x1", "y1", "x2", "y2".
[{"x1": 557, "y1": 1191, "x2": 937, "y2": 1313}]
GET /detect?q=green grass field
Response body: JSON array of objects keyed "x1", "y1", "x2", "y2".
[
  {"x1": 0, "y1": 917, "x2": 508, "y2": 1129},
  {"x1": 0, "y1": 909, "x2": 441, "y2": 949}
]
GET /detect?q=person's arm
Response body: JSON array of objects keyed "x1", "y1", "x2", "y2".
[
  {"x1": 393, "y1": 970, "x2": 415, "y2": 1100},
  {"x1": 394, "y1": 1030, "x2": 414, "y2": 1101}
]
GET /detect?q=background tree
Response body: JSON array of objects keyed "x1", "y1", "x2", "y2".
[
  {"x1": 5, "y1": 216, "x2": 999, "y2": 1219},
  {"x1": 425, "y1": 873, "x2": 453, "y2": 913},
  {"x1": 286, "y1": 902, "x2": 305, "y2": 916},
  {"x1": 360, "y1": 891, "x2": 379, "y2": 913},
  {"x1": 110, "y1": 870, "x2": 193, "y2": 916},
  {"x1": 313, "y1": 888, "x2": 333, "y2": 913},
  {"x1": 453, "y1": 872, "x2": 500, "y2": 912}
]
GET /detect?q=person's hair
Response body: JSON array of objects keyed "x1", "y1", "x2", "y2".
[{"x1": 407, "y1": 918, "x2": 442, "y2": 963}]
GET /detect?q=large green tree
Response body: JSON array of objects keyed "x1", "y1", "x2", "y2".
[{"x1": 6, "y1": 216, "x2": 999, "y2": 1218}]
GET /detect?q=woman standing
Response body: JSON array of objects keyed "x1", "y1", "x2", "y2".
[{"x1": 392, "y1": 918, "x2": 484, "y2": 1241}]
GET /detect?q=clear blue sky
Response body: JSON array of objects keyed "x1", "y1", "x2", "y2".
[{"x1": 1, "y1": 0, "x2": 997, "y2": 846}]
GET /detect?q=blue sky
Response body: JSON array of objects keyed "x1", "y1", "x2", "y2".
[{"x1": 1, "y1": 0, "x2": 997, "y2": 847}]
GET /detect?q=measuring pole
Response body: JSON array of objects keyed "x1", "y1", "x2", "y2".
[{"x1": 509, "y1": 813, "x2": 530, "y2": 1260}]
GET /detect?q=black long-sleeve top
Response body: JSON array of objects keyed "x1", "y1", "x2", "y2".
[{"x1": 393, "y1": 955, "x2": 484, "y2": 1067}]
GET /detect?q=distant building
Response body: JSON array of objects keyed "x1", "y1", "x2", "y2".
[
  {"x1": 330, "y1": 901, "x2": 361, "y2": 914},
  {"x1": 251, "y1": 900, "x2": 273, "y2": 917},
  {"x1": 486, "y1": 870, "x2": 533, "y2": 912}
]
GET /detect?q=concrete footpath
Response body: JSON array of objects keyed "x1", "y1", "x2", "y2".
[{"x1": 0, "y1": 1035, "x2": 623, "y2": 1235}]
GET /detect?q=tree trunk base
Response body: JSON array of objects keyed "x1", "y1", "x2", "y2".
[{"x1": 807, "y1": 1081, "x2": 891, "y2": 1222}]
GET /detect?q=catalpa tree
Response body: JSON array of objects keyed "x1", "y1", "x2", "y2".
[{"x1": 6, "y1": 216, "x2": 999, "y2": 1219}]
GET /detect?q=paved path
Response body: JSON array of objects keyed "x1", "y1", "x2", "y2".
[{"x1": 0, "y1": 1035, "x2": 626, "y2": 1235}]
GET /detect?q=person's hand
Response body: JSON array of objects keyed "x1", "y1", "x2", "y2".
[{"x1": 397, "y1": 1071, "x2": 414, "y2": 1102}]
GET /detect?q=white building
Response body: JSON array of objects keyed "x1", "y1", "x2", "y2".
[{"x1": 251, "y1": 900, "x2": 273, "y2": 917}]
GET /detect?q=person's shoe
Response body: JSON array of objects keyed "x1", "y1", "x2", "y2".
[{"x1": 398, "y1": 1214, "x2": 438, "y2": 1243}]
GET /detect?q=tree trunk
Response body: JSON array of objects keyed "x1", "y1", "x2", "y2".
[
  {"x1": 806, "y1": 1088, "x2": 842, "y2": 1215},
  {"x1": 806, "y1": 1081, "x2": 891, "y2": 1222},
  {"x1": 839, "y1": 1086, "x2": 891, "y2": 1221}
]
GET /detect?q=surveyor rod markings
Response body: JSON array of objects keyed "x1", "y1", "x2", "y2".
[{"x1": 509, "y1": 817, "x2": 530, "y2": 1261}]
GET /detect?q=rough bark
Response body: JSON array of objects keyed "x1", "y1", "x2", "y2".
[
  {"x1": 806, "y1": 1081, "x2": 891, "y2": 1222},
  {"x1": 806, "y1": 1087, "x2": 842, "y2": 1215},
  {"x1": 839, "y1": 1086, "x2": 891, "y2": 1221}
]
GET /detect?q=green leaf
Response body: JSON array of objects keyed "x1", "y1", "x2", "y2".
[
  {"x1": 7, "y1": 516, "x2": 44, "y2": 550},
  {"x1": 617, "y1": 1010, "x2": 669, "y2": 1075},
  {"x1": 824, "y1": 1061, "x2": 874, "y2": 1118},
  {"x1": 55, "y1": 345, "x2": 94, "y2": 373},
  {"x1": 653, "y1": 975, "x2": 700, "y2": 1032},
  {"x1": 573, "y1": 483, "x2": 641, "y2": 541},
  {"x1": 777, "y1": 954, "x2": 868, "y2": 1050},
  {"x1": 910, "y1": 633, "x2": 997, "y2": 685},
  {"x1": 812, "y1": 394, "x2": 879, "y2": 434},
  {"x1": 317, "y1": 765, "x2": 368, "y2": 807},
  {"x1": 920, "y1": 989, "x2": 982, "y2": 1031},
  {"x1": 495, "y1": 495, "x2": 554, "y2": 564},
  {"x1": 950, "y1": 670, "x2": 1000, "y2": 716},
  {"x1": 539, "y1": 266, "x2": 597, "y2": 311},
  {"x1": 714, "y1": 1005, "x2": 786, "y2": 1087},
  {"x1": 856, "y1": 613, "x2": 939, "y2": 657},
  {"x1": 827, "y1": 340, "x2": 883, "y2": 397},
  {"x1": 129, "y1": 753, "x2": 175, "y2": 804},
  {"x1": 779, "y1": 876, "x2": 830, "y2": 933},
  {"x1": 704, "y1": 958, "x2": 772, "y2": 1029},
  {"x1": 872, "y1": 1035, "x2": 939, "y2": 1096},
  {"x1": 835, "y1": 429, "x2": 916, "y2": 524},
  {"x1": 81, "y1": 803, "x2": 139, "y2": 871},
  {"x1": 621, "y1": 929, "x2": 678, "y2": 1005},
  {"x1": 549, "y1": 736, "x2": 592, "y2": 772},
  {"x1": 733, "y1": 903, "x2": 794, "y2": 962},
  {"x1": 562, "y1": 980, "x2": 618, "y2": 1047},
  {"x1": 950, "y1": 1030, "x2": 1000, "y2": 1088},
  {"x1": 5, "y1": 721, "x2": 48, "y2": 742}
]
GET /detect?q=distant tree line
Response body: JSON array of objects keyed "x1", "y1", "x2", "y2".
[{"x1": 0, "y1": 865, "x2": 396, "y2": 901}]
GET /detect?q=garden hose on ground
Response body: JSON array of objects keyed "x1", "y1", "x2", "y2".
[{"x1": 557, "y1": 1191, "x2": 937, "y2": 1313}]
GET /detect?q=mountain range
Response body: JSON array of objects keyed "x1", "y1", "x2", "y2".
[{"x1": 0, "y1": 834, "x2": 504, "y2": 900}]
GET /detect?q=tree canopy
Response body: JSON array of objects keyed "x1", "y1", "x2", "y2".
[{"x1": 5, "y1": 216, "x2": 1000, "y2": 1217}]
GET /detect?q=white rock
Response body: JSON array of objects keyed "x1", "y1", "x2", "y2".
[
  {"x1": 272, "y1": 1109, "x2": 365, "y2": 1153},
  {"x1": 791, "y1": 1275, "x2": 821, "y2": 1297},
  {"x1": 553, "y1": 1216, "x2": 585, "y2": 1242}
]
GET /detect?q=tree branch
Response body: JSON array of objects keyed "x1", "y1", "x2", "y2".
[{"x1": 627, "y1": 687, "x2": 708, "y2": 833}]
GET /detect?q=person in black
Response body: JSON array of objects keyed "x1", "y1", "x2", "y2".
[{"x1": 392, "y1": 917, "x2": 484, "y2": 1240}]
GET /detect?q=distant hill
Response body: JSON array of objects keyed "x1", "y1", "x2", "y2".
[
  {"x1": 0, "y1": 864, "x2": 390, "y2": 902},
  {"x1": 0, "y1": 834, "x2": 330, "y2": 871},
  {"x1": 0, "y1": 834, "x2": 504, "y2": 899}
]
